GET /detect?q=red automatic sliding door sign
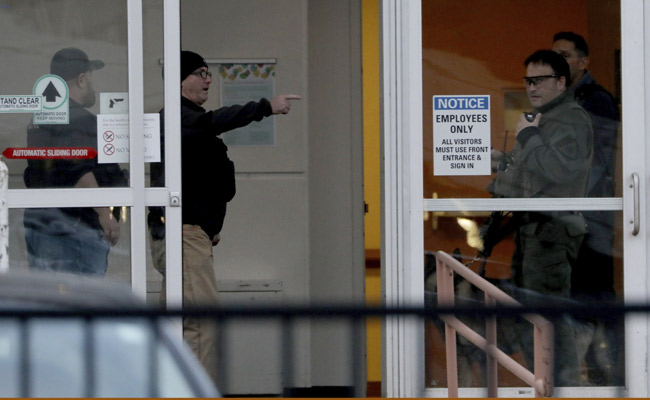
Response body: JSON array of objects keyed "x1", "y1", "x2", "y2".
[{"x1": 3, "y1": 147, "x2": 97, "y2": 159}]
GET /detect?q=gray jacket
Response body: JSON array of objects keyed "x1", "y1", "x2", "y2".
[{"x1": 512, "y1": 89, "x2": 593, "y2": 198}]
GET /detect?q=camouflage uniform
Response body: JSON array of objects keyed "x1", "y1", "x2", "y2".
[{"x1": 504, "y1": 89, "x2": 593, "y2": 385}]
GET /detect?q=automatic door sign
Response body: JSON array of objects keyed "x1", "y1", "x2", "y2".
[
  {"x1": 32, "y1": 74, "x2": 69, "y2": 124},
  {"x1": 0, "y1": 95, "x2": 42, "y2": 113},
  {"x1": 433, "y1": 95, "x2": 491, "y2": 176},
  {"x1": 2, "y1": 147, "x2": 97, "y2": 159}
]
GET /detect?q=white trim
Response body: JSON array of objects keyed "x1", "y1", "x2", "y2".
[
  {"x1": 381, "y1": 0, "x2": 424, "y2": 397},
  {"x1": 8, "y1": 188, "x2": 132, "y2": 208},
  {"x1": 424, "y1": 197, "x2": 623, "y2": 212},
  {"x1": 144, "y1": 187, "x2": 169, "y2": 206},
  {"x1": 8, "y1": 187, "x2": 168, "y2": 208},
  {"x1": 127, "y1": 0, "x2": 146, "y2": 300},
  {"x1": 623, "y1": 0, "x2": 649, "y2": 397},
  {"x1": 424, "y1": 386, "x2": 626, "y2": 398},
  {"x1": 162, "y1": 0, "x2": 183, "y2": 312}
]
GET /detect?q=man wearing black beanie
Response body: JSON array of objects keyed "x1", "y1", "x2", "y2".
[{"x1": 149, "y1": 50, "x2": 300, "y2": 381}]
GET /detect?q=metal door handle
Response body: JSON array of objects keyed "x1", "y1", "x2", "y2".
[{"x1": 631, "y1": 172, "x2": 640, "y2": 236}]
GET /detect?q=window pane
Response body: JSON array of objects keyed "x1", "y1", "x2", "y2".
[
  {"x1": 422, "y1": 0, "x2": 624, "y2": 391},
  {"x1": 422, "y1": 1, "x2": 621, "y2": 201},
  {"x1": 0, "y1": 0, "x2": 129, "y2": 191},
  {"x1": 10, "y1": 208, "x2": 132, "y2": 284},
  {"x1": 424, "y1": 211, "x2": 624, "y2": 389}
]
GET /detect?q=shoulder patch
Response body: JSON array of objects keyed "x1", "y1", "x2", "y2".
[{"x1": 556, "y1": 137, "x2": 579, "y2": 160}]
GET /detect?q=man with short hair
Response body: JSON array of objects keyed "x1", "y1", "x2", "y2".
[
  {"x1": 149, "y1": 50, "x2": 300, "y2": 381},
  {"x1": 553, "y1": 31, "x2": 621, "y2": 385},
  {"x1": 23, "y1": 47, "x2": 127, "y2": 275},
  {"x1": 499, "y1": 49, "x2": 593, "y2": 386}
]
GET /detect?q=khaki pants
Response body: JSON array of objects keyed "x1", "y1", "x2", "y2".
[{"x1": 150, "y1": 224, "x2": 218, "y2": 383}]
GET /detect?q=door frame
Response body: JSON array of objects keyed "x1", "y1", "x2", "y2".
[{"x1": 381, "y1": 0, "x2": 648, "y2": 397}]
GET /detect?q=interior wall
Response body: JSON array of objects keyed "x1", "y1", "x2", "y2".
[
  {"x1": 307, "y1": 0, "x2": 365, "y2": 390},
  {"x1": 179, "y1": 0, "x2": 311, "y2": 391},
  {"x1": 361, "y1": 0, "x2": 382, "y2": 388},
  {"x1": 363, "y1": 0, "x2": 381, "y2": 252},
  {"x1": 181, "y1": 0, "x2": 364, "y2": 393}
]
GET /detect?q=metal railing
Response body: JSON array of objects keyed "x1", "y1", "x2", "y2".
[
  {"x1": 436, "y1": 250, "x2": 553, "y2": 397},
  {"x1": 1, "y1": 299, "x2": 642, "y2": 397}
]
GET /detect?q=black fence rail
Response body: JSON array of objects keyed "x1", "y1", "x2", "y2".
[{"x1": 0, "y1": 301, "x2": 643, "y2": 398}]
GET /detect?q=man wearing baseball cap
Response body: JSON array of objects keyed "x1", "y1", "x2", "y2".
[
  {"x1": 50, "y1": 47, "x2": 106, "y2": 82},
  {"x1": 23, "y1": 47, "x2": 127, "y2": 275},
  {"x1": 149, "y1": 50, "x2": 300, "y2": 381}
]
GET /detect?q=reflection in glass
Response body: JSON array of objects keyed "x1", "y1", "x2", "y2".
[
  {"x1": 422, "y1": 0, "x2": 623, "y2": 390},
  {"x1": 0, "y1": 1, "x2": 131, "y2": 279},
  {"x1": 423, "y1": 212, "x2": 624, "y2": 388},
  {"x1": 422, "y1": 2, "x2": 621, "y2": 201},
  {"x1": 9, "y1": 208, "x2": 132, "y2": 285},
  {"x1": 0, "y1": 0, "x2": 129, "y2": 191}
]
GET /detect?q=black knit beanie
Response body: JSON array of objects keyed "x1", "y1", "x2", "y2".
[{"x1": 181, "y1": 50, "x2": 208, "y2": 82}]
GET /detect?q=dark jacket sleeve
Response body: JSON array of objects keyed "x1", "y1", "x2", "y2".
[{"x1": 183, "y1": 98, "x2": 273, "y2": 136}]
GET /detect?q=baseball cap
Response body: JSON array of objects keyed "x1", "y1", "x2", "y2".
[
  {"x1": 50, "y1": 47, "x2": 105, "y2": 82},
  {"x1": 181, "y1": 50, "x2": 208, "y2": 82}
]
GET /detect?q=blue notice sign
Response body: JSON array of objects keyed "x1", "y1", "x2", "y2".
[
  {"x1": 434, "y1": 95, "x2": 489, "y2": 110},
  {"x1": 433, "y1": 95, "x2": 491, "y2": 176}
]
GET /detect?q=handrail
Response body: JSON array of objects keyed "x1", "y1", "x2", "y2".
[{"x1": 435, "y1": 250, "x2": 553, "y2": 397}]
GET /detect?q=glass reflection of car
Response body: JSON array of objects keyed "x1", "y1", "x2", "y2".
[{"x1": 0, "y1": 271, "x2": 219, "y2": 398}]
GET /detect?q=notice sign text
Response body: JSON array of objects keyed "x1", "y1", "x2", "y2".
[{"x1": 433, "y1": 95, "x2": 491, "y2": 176}]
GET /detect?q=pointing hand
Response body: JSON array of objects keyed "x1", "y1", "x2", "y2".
[{"x1": 270, "y1": 94, "x2": 302, "y2": 115}]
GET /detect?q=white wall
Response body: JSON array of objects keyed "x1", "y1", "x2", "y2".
[{"x1": 307, "y1": 0, "x2": 365, "y2": 391}]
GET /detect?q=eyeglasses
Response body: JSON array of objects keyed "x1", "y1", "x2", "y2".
[
  {"x1": 191, "y1": 70, "x2": 212, "y2": 79},
  {"x1": 523, "y1": 75, "x2": 558, "y2": 87}
]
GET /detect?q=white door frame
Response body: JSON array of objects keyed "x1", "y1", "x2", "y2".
[
  {"x1": 623, "y1": 0, "x2": 649, "y2": 397},
  {"x1": 381, "y1": 0, "x2": 648, "y2": 397},
  {"x1": 380, "y1": 0, "x2": 425, "y2": 397},
  {"x1": 160, "y1": 0, "x2": 183, "y2": 311}
]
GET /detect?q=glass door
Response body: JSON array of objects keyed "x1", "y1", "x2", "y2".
[
  {"x1": 0, "y1": 0, "x2": 184, "y2": 312},
  {"x1": 382, "y1": 0, "x2": 647, "y2": 397},
  {"x1": 1, "y1": 0, "x2": 139, "y2": 287}
]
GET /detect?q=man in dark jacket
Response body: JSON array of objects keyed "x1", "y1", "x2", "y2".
[
  {"x1": 24, "y1": 47, "x2": 127, "y2": 276},
  {"x1": 149, "y1": 50, "x2": 300, "y2": 381},
  {"x1": 553, "y1": 31, "x2": 622, "y2": 385}
]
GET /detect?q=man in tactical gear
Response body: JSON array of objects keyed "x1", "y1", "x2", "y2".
[{"x1": 491, "y1": 49, "x2": 593, "y2": 386}]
